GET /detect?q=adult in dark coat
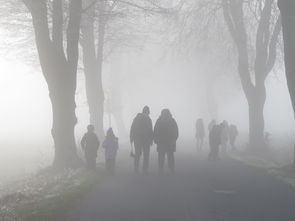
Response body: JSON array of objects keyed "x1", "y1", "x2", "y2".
[
  {"x1": 208, "y1": 124, "x2": 222, "y2": 161},
  {"x1": 154, "y1": 109, "x2": 179, "y2": 174},
  {"x1": 81, "y1": 125, "x2": 100, "y2": 169},
  {"x1": 130, "y1": 106, "x2": 153, "y2": 174}
]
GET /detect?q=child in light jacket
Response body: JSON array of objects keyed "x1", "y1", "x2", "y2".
[{"x1": 102, "y1": 128, "x2": 119, "y2": 175}]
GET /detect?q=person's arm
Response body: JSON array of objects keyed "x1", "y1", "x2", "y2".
[
  {"x1": 153, "y1": 120, "x2": 159, "y2": 145},
  {"x1": 174, "y1": 119, "x2": 179, "y2": 141}
]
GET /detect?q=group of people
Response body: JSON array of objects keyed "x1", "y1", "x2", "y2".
[
  {"x1": 130, "y1": 106, "x2": 179, "y2": 175},
  {"x1": 195, "y1": 119, "x2": 238, "y2": 161},
  {"x1": 81, "y1": 126, "x2": 119, "y2": 174},
  {"x1": 80, "y1": 106, "x2": 238, "y2": 174},
  {"x1": 80, "y1": 106, "x2": 178, "y2": 175}
]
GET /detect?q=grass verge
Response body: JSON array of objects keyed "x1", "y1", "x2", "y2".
[{"x1": 0, "y1": 166, "x2": 103, "y2": 221}]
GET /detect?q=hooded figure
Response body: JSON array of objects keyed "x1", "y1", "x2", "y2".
[
  {"x1": 154, "y1": 109, "x2": 179, "y2": 174},
  {"x1": 102, "y1": 128, "x2": 119, "y2": 175},
  {"x1": 81, "y1": 125, "x2": 100, "y2": 169},
  {"x1": 130, "y1": 106, "x2": 153, "y2": 174}
]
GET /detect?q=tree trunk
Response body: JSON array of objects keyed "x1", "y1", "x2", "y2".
[
  {"x1": 24, "y1": 0, "x2": 82, "y2": 168},
  {"x1": 50, "y1": 85, "x2": 80, "y2": 167},
  {"x1": 248, "y1": 87, "x2": 266, "y2": 152},
  {"x1": 278, "y1": 0, "x2": 295, "y2": 114},
  {"x1": 278, "y1": 0, "x2": 295, "y2": 166},
  {"x1": 95, "y1": 2, "x2": 106, "y2": 139},
  {"x1": 81, "y1": 0, "x2": 105, "y2": 140}
]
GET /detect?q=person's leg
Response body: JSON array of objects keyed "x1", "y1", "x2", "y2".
[
  {"x1": 134, "y1": 143, "x2": 142, "y2": 173},
  {"x1": 167, "y1": 151, "x2": 175, "y2": 174},
  {"x1": 142, "y1": 145, "x2": 150, "y2": 174},
  {"x1": 200, "y1": 137, "x2": 204, "y2": 151},
  {"x1": 158, "y1": 151, "x2": 165, "y2": 175},
  {"x1": 196, "y1": 137, "x2": 200, "y2": 151}
]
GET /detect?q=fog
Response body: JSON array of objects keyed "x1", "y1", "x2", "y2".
[
  {"x1": 1, "y1": 43, "x2": 294, "y2": 184},
  {"x1": 2, "y1": 1, "x2": 295, "y2": 220}
]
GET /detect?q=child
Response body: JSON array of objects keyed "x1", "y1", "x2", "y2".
[
  {"x1": 102, "y1": 128, "x2": 119, "y2": 175},
  {"x1": 81, "y1": 125, "x2": 100, "y2": 169}
]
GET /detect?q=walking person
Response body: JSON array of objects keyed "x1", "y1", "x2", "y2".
[
  {"x1": 208, "y1": 123, "x2": 222, "y2": 161},
  {"x1": 229, "y1": 124, "x2": 238, "y2": 151},
  {"x1": 154, "y1": 109, "x2": 179, "y2": 175},
  {"x1": 221, "y1": 120, "x2": 229, "y2": 154},
  {"x1": 81, "y1": 125, "x2": 100, "y2": 170},
  {"x1": 130, "y1": 106, "x2": 153, "y2": 174},
  {"x1": 208, "y1": 119, "x2": 216, "y2": 133},
  {"x1": 196, "y1": 118, "x2": 205, "y2": 152},
  {"x1": 102, "y1": 128, "x2": 119, "y2": 175}
]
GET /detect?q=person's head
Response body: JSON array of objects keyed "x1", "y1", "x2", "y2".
[
  {"x1": 106, "y1": 128, "x2": 115, "y2": 138},
  {"x1": 87, "y1": 124, "x2": 95, "y2": 132},
  {"x1": 142, "y1": 106, "x2": 150, "y2": 115},
  {"x1": 161, "y1": 109, "x2": 172, "y2": 118}
]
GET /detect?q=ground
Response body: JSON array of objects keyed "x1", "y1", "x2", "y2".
[{"x1": 56, "y1": 144, "x2": 295, "y2": 221}]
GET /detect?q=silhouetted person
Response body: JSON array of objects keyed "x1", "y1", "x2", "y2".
[
  {"x1": 81, "y1": 125, "x2": 100, "y2": 169},
  {"x1": 221, "y1": 120, "x2": 229, "y2": 153},
  {"x1": 208, "y1": 124, "x2": 222, "y2": 161},
  {"x1": 102, "y1": 128, "x2": 119, "y2": 175},
  {"x1": 130, "y1": 106, "x2": 153, "y2": 174},
  {"x1": 229, "y1": 124, "x2": 238, "y2": 151},
  {"x1": 154, "y1": 109, "x2": 179, "y2": 174},
  {"x1": 196, "y1": 118, "x2": 205, "y2": 152},
  {"x1": 208, "y1": 120, "x2": 216, "y2": 133}
]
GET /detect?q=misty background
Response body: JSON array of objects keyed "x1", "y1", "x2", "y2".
[{"x1": 0, "y1": 0, "x2": 294, "y2": 185}]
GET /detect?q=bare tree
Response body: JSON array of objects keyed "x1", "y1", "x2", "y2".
[
  {"x1": 81, "y1": 0, "x2": 173, "y2": 139},
  {"x1": 23, "y1": 0, "x2": 82, "y2": 168},
  {"x1": 222, "y1": 0, "x2": 281, "y2": 152},
  {"x1": 278, "y1": 1, "x2": 295, "y2": 116}
]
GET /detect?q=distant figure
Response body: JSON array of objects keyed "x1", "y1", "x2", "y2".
[
  {"x1": 208, "y1": 124, "x2": 222, "y2": 161},
  {"x1": 221, "y1": 120, "x2": 229, "y2": 153},
  {"x1": 130, "y1": 106, "x2": 153, "y2": 174},
  {"x1": 208, "y1": 120, "x2": 216, "y2": 133},
  {"x1": 154, "y1": 109, "x2": 179, "y2": 174},
  {"x1": 81, "y1": 125, "x2": 100, "y2": 169},
  {"x1": 102, "y1": 128, "x2": 119, "y2": 175},
  {"x1": 264, "y1": 132, "x2": 271, "y2": 146},
  {"x1": 229, "y1": 124, "x2": 238, "y2": 151},
  {"x1": 195, "y1": 118, "x2": 205, "y2": 151}
]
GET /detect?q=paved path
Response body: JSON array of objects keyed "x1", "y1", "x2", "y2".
[{"x1": 57, "y1": 147, "x2": 295, "y2": 221}]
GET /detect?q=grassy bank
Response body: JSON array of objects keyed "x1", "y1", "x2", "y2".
[{"x1": 0, "y1": 166, "x2": 103, "y2": 221}]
